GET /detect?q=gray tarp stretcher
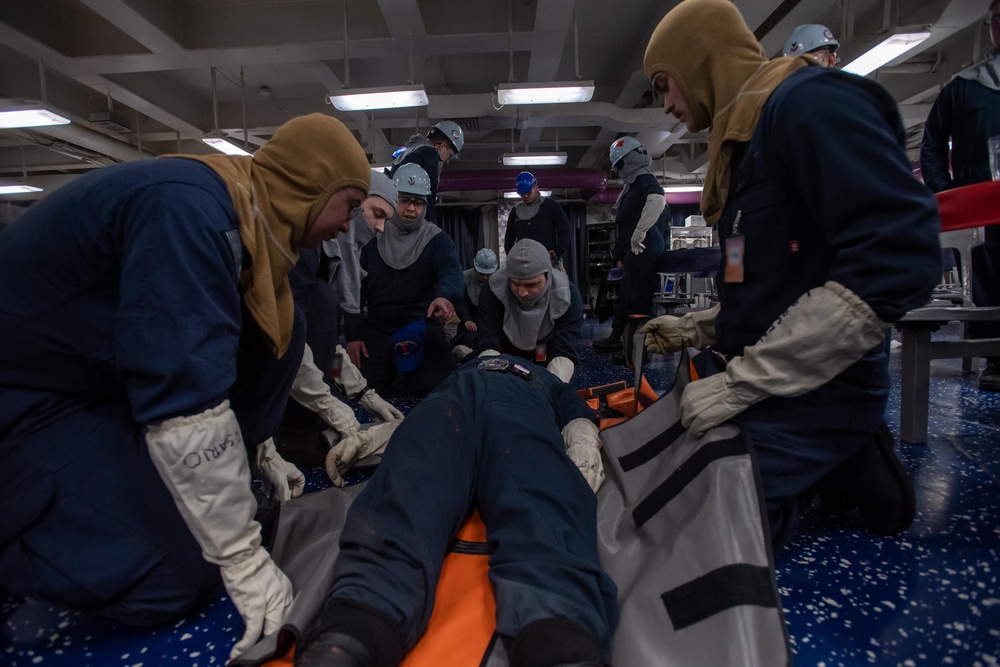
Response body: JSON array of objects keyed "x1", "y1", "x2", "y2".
[{"x1": 234, "y1": 347, "x2": 792, "y2": 666}]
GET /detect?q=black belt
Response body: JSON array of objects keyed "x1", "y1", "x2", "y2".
[{"x1": 477, "y1": 357, "x2": 535, "y2": 382}]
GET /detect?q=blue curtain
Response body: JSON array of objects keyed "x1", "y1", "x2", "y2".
[{"x1": 436, "y1": 206, "x2": 482, "y2": 269}]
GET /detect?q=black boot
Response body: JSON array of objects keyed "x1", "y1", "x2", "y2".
[
  {"x1": 979, "y1": 359, "x2": 1000, "y2": 392},
  {"x1": 509, "y1": 617, "x2": 608, "y2": 667},
  {"x1": 295, "y1": 631, "x2": 371, "y2": 667},
  {"x1": 593, "y1": 325, "x2": 624, "y2": 351},
  {"x1": 818, "y1": 421, "x2": 916, "y2": 535},
  {"x1": 295, "y1": 600, "x2": 405, "y2": 667}
]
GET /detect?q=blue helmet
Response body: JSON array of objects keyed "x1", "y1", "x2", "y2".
[
  {"x1": 473, "y1": 248, "x2": 498, "y2": 274},
  {"x1": 515, "y1": 171, "x2": 537, "y2": 195}
]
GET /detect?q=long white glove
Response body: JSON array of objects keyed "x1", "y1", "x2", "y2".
[
  {"x1": 145, "y1": 401, "x2": 293, "y2": 660},
  {"x1": 631, "y1": 193, "x2": 666, "y2": 255},
  {"x1": 325, "y1": 420, "x2": 404, "y2": 487},
  {"x1": 290, "y1": 345, "x2": 361, "y2": 438},
  {"x1": 641, "y1": 304, "x2": 720, "y2": 355},
  {"x1": 331, "y1": 345, "x2": 403, "y2": 422},
  {"x1": 562, "y1": 418, "x2": 605, "y2": 492},
  {"x1": 547, "y1": 356, "x2": 575, "y2": 383},
  {"x1": 254, "y1": 437, "x2": 305, "y2": 501},
  {"x1": 681, "y1": 281, "x2": 889, "y2": 436}
]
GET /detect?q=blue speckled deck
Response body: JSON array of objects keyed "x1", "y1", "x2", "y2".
[{"x1": 3, "y1": 319, "x2": 999, "y2": 666}]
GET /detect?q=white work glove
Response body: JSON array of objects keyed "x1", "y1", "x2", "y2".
[
  {"x1": 290, "y1": 345, "x2": 361, "y2": 438},
  {"x1": 144, "y1": 401, "x2": 294, "y2": 660},
  {"x1": 254, "y1": 437, "x2": 305, "y2": 502},
  {"x1": 325, "y1": 420, "x2": 403, "y2": 487},
  {"x1": 680, "y1": 281, "x2": 889, "y2": 436},
  {"x1": 641, "y1": 304, "x2": 720, "y2": 355},
  {"x1": 547, "y1": 356, "x2": 575, "y2": 383},
  {"x1": 329, "y1": 344, "x2": 403, "y2": 422},
  {"x1": 562, "y1": 418, "x2": 605, "y2": 492},
  {"x1": 358, "y1": 390, "x2": 404, "y2": 422},
  {"x1": 631, "y1": 193, "x2": 666, "y2": 255},
  {"x1": 479, "y1": 348, "x2": 501, "y2": 357}
]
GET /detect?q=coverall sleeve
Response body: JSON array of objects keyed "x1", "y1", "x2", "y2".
[
  {"x1": 453, "y1": 287, "x2": 473, "y2": 324},
  {"x1": 919, "y1": 83, "x2": 956, "y2": 194},
  {"x1": 345, "y1": 242, "x2": 372, "y2": 342},
  {"x1": 541, "y1": 286, "x2": 585, "y2": 364},
  {"x1": 504, "y1": 211, "x2": 518, "y2": 256},
  {"x1": 772, "y1": 75, "x2": 942, "y2": 323},
  {"x1": 432, "y1": 234, "x2": 466, "y2": 305},
  {"x1": 476, "y1": 286, "x2": 506, "y2": 353},
  {"x1": 553, "y1": 201, "x2": 572, "y2": 259},
  {"x1": 116, "y1": 183, "x2": 242, "y2": 425}
]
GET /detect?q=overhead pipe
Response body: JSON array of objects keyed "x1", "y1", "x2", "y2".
[
  {"x1": 438, "y1": 167, "x2": 609, "y2": 201},
  {"x1": 590, "y1": 187, "x2": 703, "y2": 207}
]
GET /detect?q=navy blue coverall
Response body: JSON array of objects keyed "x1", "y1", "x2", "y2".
[
  {"x1": 0, "y1": 159, "x2": 305, "y2": 624},
  {"x1": 714, "y1": 68, "x2": 942, "y2": 551},
  {"x1": 610, "y1": 174, "x2": 668, "y2": 330},
  {"x1": 326, "y1": 355, "x2": 619, "y2": 656},
  {"x1": 503, "y1": 198, "x2": 573, "y2": 262},
  {"x1": 476, "y1": 281, "x2": 585, "y2": 365},
  {"x1": 347, "y1": 233, "x2": 464, "y2": 395},
  {"x1": 920, "y1": 75, "x2": 1000, "y2": 343}
]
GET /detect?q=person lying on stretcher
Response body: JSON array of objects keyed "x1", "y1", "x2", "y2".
[{"x1": 297, "y1": 354, "x2": 619, "y2": 667}]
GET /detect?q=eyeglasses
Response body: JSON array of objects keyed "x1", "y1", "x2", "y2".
[
  {"x1": 398, "y1": 196, "x2": 427, "y2": 208},
  {"x1": 987, "y1": 14, "x2": 1000, "y2": 25}
]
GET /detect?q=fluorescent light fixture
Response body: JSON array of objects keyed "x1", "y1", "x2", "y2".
[
  {"x1": 328, "y1": 85, "x2": 428, "y2": 111},
  {"x1": 504, "y1": 190, "x2": 552, "y2": 199},
  {"x1": 202, "y1": 130, "x2": 252, "y2": 156},
  {"x1": 662, "y1": 185, "x2": 703, "y2": 193},
  {"x1": 0, "y1": 107, "x2": 71, "y2": 129},
  {"x1": 841, "y1": 31, "x2": 931, "y2": 77},
  {"x1": 496, "y1": 81, "x2": 595, "y2": 105},
  {"x1": 0, "y1": 183, "x2": 43, "y2": 194},
  {"x1": 501, "y1": 152, "x2": 567, "y2": 166}
]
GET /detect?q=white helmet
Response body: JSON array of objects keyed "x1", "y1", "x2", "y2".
[
  {"x1": 430, "y1": 120, "x2": 465, "y2": 156},
  {"x1": 783, "y1": 24, "x2": 839, "y2": 57},
  {"x1": 609, "y1": 136, "x2": 644, "y2": 169},
  {"x1": 392, "y1": 163, "x2": 433, "y2": 196},
  {"x1": 473, "y1": 248, "x2": 498, "y2": 274}
]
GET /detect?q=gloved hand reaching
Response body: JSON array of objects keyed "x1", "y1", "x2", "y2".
[
  {"x1": 144, "y1": 401, "x2": 294, "y2": 660},
  {"x1": 290, "y1": 345, "x2": 361, "y2": 438},
  {"x1": 630, "y1": 228, "x2": 647, "y2": 255},
  {"x1": 220, "y1": 547, "x2": 295, "y2": 660},
  {"x1": 680, "y1": 282, "x2": 889, "y2": 435},
  {"x1": 255, "y1": 437, "x2": 305, "y2": 501},
  {"x1": 325, "y1": 420, "x2": 404, "y2": 487},
  {"x1": 359, "y1": 390, "x2": 404, "y2": 422},
  {"x1": 631, "y1": 193, "x2": 666, "y2": 255},
  {"x1": 331, "y1": 345, "x2": 403, "y2": 422},
  {"x1": 561, "y1": 418, "x2": 605, "y2": 492},
  {"x1": 641, "y1": 303, "x2": 720, "y2": 355}
]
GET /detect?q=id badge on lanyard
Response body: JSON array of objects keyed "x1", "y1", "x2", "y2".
[{"x1": 724, "y1": 210, "x2": 745, "y2": 283}]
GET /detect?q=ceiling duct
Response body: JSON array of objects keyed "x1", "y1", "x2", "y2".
[{"x1": 87, "y1": 110, "x2": 132, "y2": 133}]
